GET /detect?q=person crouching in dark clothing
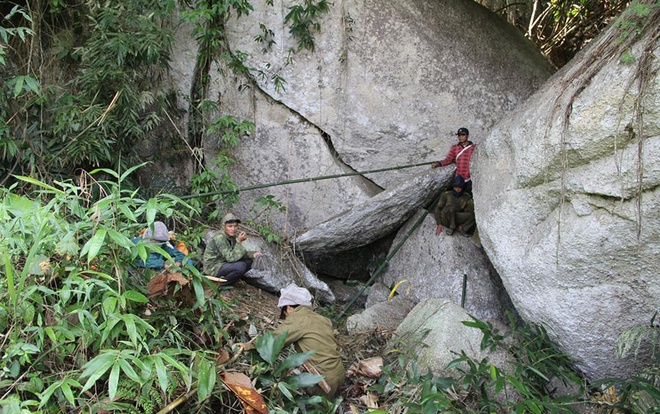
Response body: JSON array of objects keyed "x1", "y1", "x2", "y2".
[{"x1": 433, "y1": 176, "x2": 476, "y2": 237}]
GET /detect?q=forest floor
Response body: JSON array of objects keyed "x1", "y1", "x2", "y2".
[
  {"x1": 218, "y1": 281, "x2": 610, "y2": 414},
  {"x1": 221, "y1": 280, "x2": 393, "y2": 412}
]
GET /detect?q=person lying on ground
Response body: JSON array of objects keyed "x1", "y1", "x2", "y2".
[{"x1": 133, "y1": 221, "x2": 190, "y2": 269}]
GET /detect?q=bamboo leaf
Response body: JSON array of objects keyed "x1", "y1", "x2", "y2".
[
  {"x1": 89, "y1": 168, "x2": 120, "y2": 179},
  {"x1": 192, "y1": 278, "x2": 205, "y2": 309},
  {"x1": 80, "y1": 351, "x2": 117, "y2": 392},
  {"x1": 119, "y1": 162, "x2": 149, "y2": 182},
  {"x1": 39, "y1": 380, "x2": 63, "y2": 408},
  {"x1": 159, "y1": 352, "x2": 188, "y2": 374},
  {"x1": 287, "y1": 372, "x2": 322, "y2": 389},
  {"x1": 145, "y1": 198, "x2": 158, "y2": 224},
  {"x1": 153, "y1": 355, "x2": 169, "y2": 394},
  {"x1": 117, "y1": 203, "x2": 137, "y2": 222},
  {"x1": 197, "y1": 358, "x2": 212, "y2": 401},
  {"x1": 108, "y1": 363, "x2": 120, "y2": 401},
  {"x1": 122, "y1": 314, "x2": 138, "y2": 346},
  {"x1": 81, "y1": 228, "x2": 107, "y2": 262},
  {"x1": 275, "y1": 351, "x2": 314, "y2": 376},
  {"x1": 107, "y1": 229, "x2": 133, "y2": 251},
  {"x1": 277, "y1": 381, "x2": 294, "y2": 401},
  {"x1": 123, "y1": 290, "x2": 149, "y2": 303},
  {"x1": 119, "y1": 358, "x2": 141, "y2": 383},
  {"x1": 60, "y1": 383, "x2": 74, "y2": 406},
  {"x1": 13, "y1": 176, "x2": 65, "y2": 195},
  {"x1": 13, "y1": 76, "x2": 24, "y2": 97}
]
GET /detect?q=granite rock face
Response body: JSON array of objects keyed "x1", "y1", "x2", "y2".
[
  {"x1": 472, "y1": 14, "x2": 660, "y2": 379},
  {"x1": 174, "y1": 0, "x2": 553, "y2": 233},
  {"x1": 367, "y1": 210, "x2": 511, "y2": 324}
]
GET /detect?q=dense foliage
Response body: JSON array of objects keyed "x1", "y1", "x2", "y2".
[
  {"x1": 0, "y1": 169, "x2": 344, "y2": 413},
  {"x1": 2, "y1": 171, "x2": 657, "y2": 412},
  {"x1": 478, "y1": 0, "x2": 632, "y2": 68},
  {"x1": 0, "y1": 0, "x2": 331, "y2": 194}
]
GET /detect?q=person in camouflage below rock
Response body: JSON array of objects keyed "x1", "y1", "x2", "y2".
[
  {"x1": 203, "y1": 212, "x2": 262, "y2": 284},
  {"x1": 433, "y1": 175, "x2": 476, "y2": 237}
]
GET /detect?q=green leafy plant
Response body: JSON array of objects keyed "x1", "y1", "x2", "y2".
[
  {"x1": 247, "y1": 331, "x2": 338, "y2": 412},
  {"x1": 448, "y1": 315, "x2": 585, "y2": 413},
  {"x1": 370, "y1": 314, "x2": 586, "y2": 413},
  {"x1": 255, "y1": 23, "x2": 277, "y2": 54},
  {"x1": 614, "y1": 1, "x2": 659, "y2": 43},
  {"x1": 247, "y1": 195, "x2": 286, "y2": 244},
  {"x1": 1, "y1": 0, "x2": 178, "y2": 186},
  {"x1": 0, "y1": 166, "x2": 241, "y2": 412},
  {"x1": 0, "y1": 6, "x2": 34, "y2": 67},
  {"x1": 592, "y1": 311, "x2": 660, "y2": 413},
  {"x1": 285, "y1": 0, "x2": 331, "y2": 52},
  {"x1": 370, "y1": 338, "x2": 457, "y2": 413}
]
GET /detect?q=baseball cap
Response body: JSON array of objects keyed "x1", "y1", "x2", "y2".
[{"x1": 456, "y1": 127, "x2": 469, "y2": 135}]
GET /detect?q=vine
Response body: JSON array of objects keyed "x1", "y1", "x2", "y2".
[
  {"x1": 284, "y1": 0, "x2": 330, "y2": 53},
  {"x1": 543, "y1": 0, "x2": 660, "y2": 262}
]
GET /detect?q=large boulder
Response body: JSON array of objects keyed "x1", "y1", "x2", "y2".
[
  {"x1": 366, "y1": 210, "x2": 512, "y2": 323},
  {"x1": 173, "y1": 0, "x2": 553, "y2": 233},
  {"x1": 346, "y1": 296, "x2": 417, "y2": 334},
  {"x1": 391, "y1": 298, "x2": 513, "y2": 376},
  {"x1": 472, "y1": 10, "x2": 660, "y2": 379},
  {"x1": 294, "y1": 167, "x2": 454, "y2": 253}
]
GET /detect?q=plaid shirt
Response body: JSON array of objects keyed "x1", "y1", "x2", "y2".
[{"x1": 440, "y1": 141, "x2": 475, "y2": 180}]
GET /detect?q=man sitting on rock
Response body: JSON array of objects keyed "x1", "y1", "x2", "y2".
[
  {"x1": 203, "y1": 212, "x2": 262, "y2": 285},
  {"x1": 433, "y1": 176, "x2": 476, "y2": 237}
]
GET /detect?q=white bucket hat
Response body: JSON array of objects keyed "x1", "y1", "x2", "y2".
[{"x1": 277, "y1": 284, "x2": 313, "y2": 308}]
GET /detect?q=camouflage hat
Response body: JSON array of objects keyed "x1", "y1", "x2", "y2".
[
  {"x1": 277, "y1": 284, "x2": 313, "y2": 308},
  {"x1": 223, "y1": 212, "x2": 241, "y2": 224}
]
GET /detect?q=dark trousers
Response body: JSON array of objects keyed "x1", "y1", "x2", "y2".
[
  {"x1": 437, "y1": 208, "x2": 476, "y2": 233},
  {"x1": 217, "y1": 258, "x2": 253, "y2": 285}
]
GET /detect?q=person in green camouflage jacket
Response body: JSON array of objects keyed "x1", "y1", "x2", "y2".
[
  {"x1": 202, "y1": 213, "x2": 262, "y2": 284},
  {"x1": 273, "y1": 284, "x2": 345, "y2": 398},
  {"x1": 433, "y1": 176, "x2": 476, "y2": 237}
]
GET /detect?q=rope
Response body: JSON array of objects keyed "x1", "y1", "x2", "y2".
[
  {"x1": 180, "y1": 159, "x2": 441, "y2": 320},
  {"x1": 180, "y1": 161, "x2": 435, "y2": 200}
]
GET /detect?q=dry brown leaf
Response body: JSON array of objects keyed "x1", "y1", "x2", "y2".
[
  {"x1": 366, "y1": 391, "x2": 379, "y2": 408},
  {"x1": 220, "y1": 371, "x2": 269, "y2": 414},
  {"x1": 146, "y1": 271, "x2": 189, "y2": 298},
  {"x1": 358, "y1": 391, "x2": 380, "y2": 409},
  {"x1": 216, "y1": 348, "x2": 230, "y2": 365},
  {"x1": 357, "y1": 356, "x2": 383, "y2": 378},
  {"x1": 347, "y1": 356, "x2": 384, "y2": 378}
]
